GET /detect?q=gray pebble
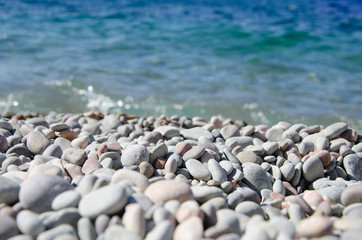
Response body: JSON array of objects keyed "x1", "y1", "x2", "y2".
[
  {"x1": 62, "y1": 148, "x2": 87, "y2": 166},
  {"x1": 39, "y1": 207, "x2": 81, "y2": 229},
  {"x1": 208, "y1": 159, "x2": 227, "y2": 183},
  {"x1": 43, "y1": 144, "x2": 63, "y2": 158},
  {"x1": 265, "y1": 128, "x2": 284, "y2": 142},
  {"x1": 185, "y1": 159, "x2": 211, "y2": 181},
  {"x1": 37, "y1": 224, "x2": 76, "y2": 240},
  {"x1": 343, "y1": 154, "x2": 361, "y2": 180},
  {"x1": 104, "y1": 225, "x2": 142, "y2": 240},
  {"x1": 302, "y1": 156, "x2": 324, "y2": 182},
  {"x1": 78, "y1": 217, "x2": 97, "y2": 240},
  {"x1": 26, "y1": 131, "x2": 50, "y2": 155},
  {"x1": 242, "y1": 162, "x2": 273, "y2": 193},
  {"x1": 121, "y1": 145, "x2": 149, "y2": 166},
  {"x1": 280, "y1": 163, "x2": 295, "y2": 181},
  {"x1": 149, "y1": 143, "x2": 168, "y2": 164},
  {"x1": 145, "y1": 220, "x2": 174, "y2": 240},
  {"x1": 0, "y1": 176, "x2": 20, "y2": 205},
  {"x1": 191, "y1": 186, "x2": 224, "y2": 203},
  {"x1": 0, "y1": 215, "x2": 19, "y2": 240},
  {"x1": 181, "y1": 127, "x2": 213, "y2": 141},
  {"x1": 322, "y1": 122, "x2": 348, "y2": 139},
  {"x1": 52, "y1": 190, "x2": 81, "y2": 210}
]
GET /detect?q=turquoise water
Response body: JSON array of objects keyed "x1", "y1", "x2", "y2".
[{"x1": 1, "y1": 0, "x2": 362, "y2": 130}]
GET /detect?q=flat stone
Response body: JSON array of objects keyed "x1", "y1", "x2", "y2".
[
  {"x1": 26, "y1": 131, "x2": 50, "y2": 155},
  {"x1": 185, "y1": 159, "x2": 211, "y2": 181},
  {"x1": 71, "y1": 136, "x2": 90, "y2": 149},
  {"x1": 144, "y1": 180, "x2": 194, "y2": 203},
  {"x1": 149, "y1": 143, "x2": 168, "y2": 164},
  {"x1": 54, "y1": 137, "x2": 72, "y2": 152},
  {"x1": 122, "y1": 203, "x2": 146, "y2": 238},
  {"x1": 262, "y1": 142, "x2": 279, "y2": 155},
  {"x1": 78, "y1": 184, "x2": 128, "y2": 219},
  {"x1": 208, "y1": 159, "x2": 227, "y2": 183},
  {"x1": 220, "y1": 125, "x2": 240, "y2": 140},
  {"x1": 181, "y1": 127, "x2": 214, "y2": 141},
  {"x1": 26, "y1": 117, "x2": 49, "y2": 128},
  {"x1": 121, "y1": 144, "x2": 149, "y2": 167},
  {"x1": 343, "y1": 154, "x2": 361, "y2": 180},
  {"x1": 111, "y1": 169, "x2": 149, "y2": 192},
  {"x1": 183, "y1": 146, "x2": 205, "y2": 161},
  {"x1": 297, "y1": 216, "x2": 333, "y2": 238},
  {"x1": 62, "y1": 148, "x2": 87, "y2": 166},
  {"x1": 0, "y1": 215, "x2": 19, "y2": 239},
  {"x1": 175, "y1": 142, "x2": 192, "y2": 156},
  {"x1": 43, "y1": 144, "x2": 63, "y2": 158},
  {"x1": 236, "y1": 151, "x2": 258, "y2": 164},
  {"x1": 50, "y1": 123, "x2": 70, "y2": 132},
  {"x1": 77, "y1": 217, "x2": 97, "y2": 240},
  {"x1": 242, "y1": 162, "x2": 273, "y2": 193},
  {"x1": 139, "y1": 161, "x2": 154, "y2": 178},
  {"x1": 39, "y1": 207, "x2": 81, "y2": 229},
  {"x1": 235, "y1": 201, "x2": 264, "y2": 217},
  {"x1": 52, "y1": 190, "x2": 81, "y2": 210},
  {"x1": 0, "y1": 176, "x2": 20, "y2": 205},
  {"x1": 219, "y1": 160, "x2": 233, "y2": 175},
  {"x1": 265, "y1": 128, "x2": 284, "y2": 142},
  {"x1": 16, "y1": 209, "x2": 45, "y2": 236},
  {"x1": 173, "y1": 216, "x2": 203, "y2": 240},
  {"x1": 280, "y1": 163, "x2": 295, "y2": 182},
  {"x1": 191, "y1": 186, "x2": 224, "y2": 203},
  {"x1": 225, "y1": 136, "x2": 253, "y2": 149},
  {"x1": 37, "y1": 224, "x2": 77, "y2": 240},
  {"x1": 341, "y1": 183, "x2": 362, "y2": 206},
  {"x1": 19, "y1": 174, "x2": 73, "y2": 213},
  {"x1": 322, "y1": 122, "x2": 348, "y2": 139},
  {"x1": 164, "y1": 157, "x2": 177, "y2": 174},
  {"x1": 302, "y1": 156, "x2": 324, "y2": 182},
  {"x1": 145, "y1": 220, "x2": 174, "y2": 240}
]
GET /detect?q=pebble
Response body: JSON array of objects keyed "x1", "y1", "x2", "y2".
[
  {"x1": 19, "y1": 174, "x2": 72, "y2": 213},
  {"x1": 235, "y1": 201, "x2": 264, "y2": 217},
  {"x1": 236, "y1": 151, "x2": 258, "y2": 164},
  {"x1": 144, "y1": 180, "x2": 193, "y2": 203},
  {"x1": 185, "y1": 159, "x2": 211, "y2": 181},
  {"x1": 302, "y1": 156, "x2": 324, "y2": 182},
  {"x1": 192, "y1": 186, "x2": 224, "y2": 203},
  {"x1": 208, "y1": 159, "x2": 228, "y2": 183},
  {"x1": 0, "y1": 176, "x2": 20, "y2": 205},
  {"x1": 77, "y1": 217, "x2": 97, "y2": 240},
  {"x1": 322, "y1": 122, "x2": 348, "y2": 139},
  {"x1": 0, "y1": 215, "x2": 19, "y2": 240},
  {"x1": 37, "y1": 224, "x2": 77, "y2": 240},
  {"x1": 121, "y1": 144, "x2": 149, "y2": 167},
  {"x1": 220, "y1": 125, "x2": 240, "y2": 140},
  {"x1": 52, "y1": 190, "x2": 81, "y2": 210},
  {"x1": 111, "y1": 169, "x2": 149, "y2": 192},
  {"x1": 343, "y1": 154, "x2": 361, "y2": 180},
  {"x1": 145, "y1": 220, "x2": 174, "y2": 240},
  {"x1": 104, "y1": 224, "x2": 142, "y2": 240},
  {"x1": 62, "y1": 148, "x2": 87, "y2": 166},
  {"x1": 122, "y1": 203, "x2": 146, "y2": 237},
  {"x1": 262, "y1": 142, "x2": 279, "y2": 155},
  {"x1": 181, "y1": 127, "x2": 213, "y2": 141},
  {"x1": 340, "y1": 183, "x2": 362, "y2": 206},
  {"x1": 297, "y1": 216, "x2": 333, "y2": 238},
  {"x1": 26, "y1": 131, "x2": 50, "y2": 155},
  {"x1": 173, "y1": 216, "x2": 203, "y2": 240},
  {"x1": 280, "y1": 163, "x2": 295, "y2": 182},
  {"x1": 242, "y1": 162, "x2": 273, "y2": 193},
  {"x1": 183, "y1": 146, "x2": 205, "y2": 161},
  {"x1": 265, "y1": 128, "x2": 284, "y2": 142},
  {"x1": 149, "y1": 143, "x2": 168, "y2": 163},
  {"x1": 78, "y1": 184, "x2": 128, "y2": 219}
]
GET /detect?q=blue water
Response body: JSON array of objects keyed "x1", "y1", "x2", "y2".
[{"x1": 1, "y1": 0, "x2": 362, "y2": 130}]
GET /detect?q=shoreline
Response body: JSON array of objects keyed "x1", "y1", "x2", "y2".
[{"x1": 0, "y1": 111, "x2": 361, "y2": 239}]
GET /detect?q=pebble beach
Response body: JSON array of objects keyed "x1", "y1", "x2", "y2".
[{"x1": 0, "y1": 111, "x2": 361, "y2": 240}]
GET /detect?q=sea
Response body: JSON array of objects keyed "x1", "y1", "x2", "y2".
[{"x1": 1, "y1": 0, "x2": 362, "y2": 130}]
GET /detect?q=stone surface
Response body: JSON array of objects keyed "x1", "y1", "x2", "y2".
[
  {"x1": 0, "y1": 176, "x2": 20, "y2": 205},
  {"x1": 208, "y1": 158, "x2": 227, "y2": 183},
  {"x1": 78, "y1": 184, "x2": 128, "y2": 219},
  {"x1": 52, "y1": 190, "x2": 81, "y2": 210},
  {"x1": 144, "y1": 180, "x2": 194, "y2": 203},
  {"x1": 181, "y1": 127, "x2": 213, "y2": 141},
  {"x1": 185, "y1": 159, "x2": 211, "y2": 181},
  {"x1": 111, "y1": 169, "x2": 149, "y2": 192},
  {"x1": 104, "y1": 225, "x2": 142, "y2": 240},
  {"x1": 121, "y1": 144, "x2": 149, "y2": 166},
  {"x1": 0, "y1": 215, "x2": 19, "y2": 240},
  {"x1": 236, "y1": 151, "x2": 258, "y2": 164},
  {"x1": 122, "y1": 204, "x2": 146, "y2": 237},
  {"x1": 62, "y1": 148, "x2": 87, "y2": 166},
  {"x1": 302, "y1": 156, "x2": 324, "y2": 182},
  {"x1": 297, "y1": 216, "x2": 332, "y2": 238},
  {"x1": 183, "y1": 146, "x2": 205, "y2": 161},
  {"x1": 343, "y1": 154, "x2": 361, "y2": 180},
  {"x1": 242, "y1": 162, "x2": 273, "y2": 193},
  {"x1": 19, "y1": 174, "x2": 73, "y2": 213},
  {"x1": 322, "y1": 122, "x2": 348, "y2": 139},
  {"x1": 26, "y1": 131, "x2": 50, "y2": 155},
  {"x1": 173, "y1": 216, "x2": 203, "y2": 240},
  {"x1": 341, "y1": 183, "x2": 362, "y2": 206}
]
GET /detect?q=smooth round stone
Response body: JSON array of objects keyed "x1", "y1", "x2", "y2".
[
  {"x1": 29, "y1": 164, "x2": 64, "y2": 177},
  {"x1": 242, "y1": 227, "x2": 270, "y2": 240},
  {"x1": 242, "y1": 162, "x2": 273, "y2": 193},
  {"x1": 316, "y1": 186, "x2": 344, "y2": 203},
  {"x1": 219, "y1": 160, "x2": 233, "y2": 175},
  {"x1": 173, "y1": 216, "x2": 203, "y2": 240},
  {"x1": 39, "y1": 207, "x2": 81, "y2": 229},
  {"x1": 0, "y1": 176, "x2": 20, "y2": 205},
  {"x1": 0, "y1": 120, "x2": 13, "y2": 131},
  {"x1": 150, "y1": 143, "x2": 168, "y2": 163},
  {"x1": 62, "y1": 148, "x2": 87, "y2": 166},
  {"x1": 43, "y1": 144, "x2": 63, "y2": 158},
  {"x1": 121, "y1": 144, "x2": 149, "y2": 167},
  {"x1": 227, "y1": 190, "x2": 244, "y2": 209},
  {"x1": 139, "y1": 161, "x2": 154, "y2": 178},
  {"x1": 145, "y1": 180, "x2": 193, "y2": 203},
  {"x1": 104, "y1": 225, "x2": 142, "y2": 240},
  {"x1": 341, "y1": 183, "x2": 362, "y2": 206},
  {"x1": 164, "y1": 157, "x2": 177, "y2": 174},
  {"x1": 54, "y1": 138, "x2": 72, "y2": 152},
  {"x1": 122, "y1": 204, "x2": 146, "y2": 238},
  {"x1": 111, "y1": 169, "x2": 149, "y2": 192},
  {"x1": 26, "y1": 117, "x2": 49, "y2": 128},
  {"x1": 280, "y1": 163, "x2": 295, "y2": 182},
  {"x1": 322, "y1": 122, "x2": 348, "y2": 139},
  {"x1": 37, "y1": 224, "x2": 77, "y2": 240},
  {"x1": 50, "y1": 123, "x2": 70, "y2": 132},
  {"x1": 302, "y1": 191, "x2": 323, "y2": 211},
  {"x1": 282, "y1": 129, "x2": 300, "y2": 142},
  {"x1": 216, "y1": 209, "x2": 241, "y2": 235},
  {"x1": 175, "y1": 142, "x2": 192, "y2": 156},
  {"x1": 262, "y1": 142, "x2": 279, "y2": 155},
  {"x1": 343, "y1": 154, "x2": 361, "y2": 181},
  {"x1": 26, "y1": 131, "x2": 50, "y2": 155},
  {"x1": 208, "y1": 159, "x2": 227, "y2": 184},
  {"x1": 198, "y1": 136, "x2": 218, "y2": 152},
  {"x1": 225, "y1": 136, "x2": 253, "y2": 149},
  {"x1": 343, "y1": 203, "x2": 362, "y2": 217},
  {"x1": 269, "y1": 216, "x2": 296, "y2": 239},
  {"x1": 235, "y1": 201, "x2": 264, "y2": 218},
  {"x1": 265, "y1": 128, "x2": 284, "y2": 142},
  {"x1": 273, "y1": 179, "x2": 286, "y2": 196},
  {"x1": 77, "y1": 217, "x2": 97, "y2": 240},
  {"x1": 183, "y1": 146, "x2": 205, "y2": 161},
  {"x1": 70, "y1": 136, "x2": 90, "y2": 149},
  {"x1": 191, "y1": 186, "x2": 224, "y2": 203},
  {"x1": 102, "y1": 114, "x2": 120, "y2": 130},
  {"x1": 309, "y1": 150, "x2": 331, "y2": 167},
  {"x1": 185, "y1": 159, "x2": 211, "y2": 181},
  {"x1": 52, "y1": 190, "x2": 81, "y2": 210},
  {"x1": 78, "y1": 184, "x2": 128, "y2": 219},
  {"x1": 341, "y1": 227, "x2": 362, "y2": 240},
  {"x1": 0, "y1": 215, "x2": 19, "y2": 239},
  {"x1": 297, "y1": 216, "x2": 333, "y2": 238},
  {"x1": 236, "y1": 151, "x2": 258, "y2": 164},
  {"x1": 181, "y1": 127, "x2": 214, "y2": 141},
  {"x1": 0, "y1": 134, "x2": 8, "y2": 153},
  {"x1": 220, "y1": 125, "x2": 240, "y2": 140},
  {"x1": 288, "y1": 204, "x2": 305, "y2": 224},
  {"x1": 19, "y1": 174, "x2": 73, "y2": 213},
  {"x1": 145, "y1": 220, "x2": 174, "y2": 240},
  {"x1": 302, "y1": 156, "x2": 324, "y2": 182}
]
